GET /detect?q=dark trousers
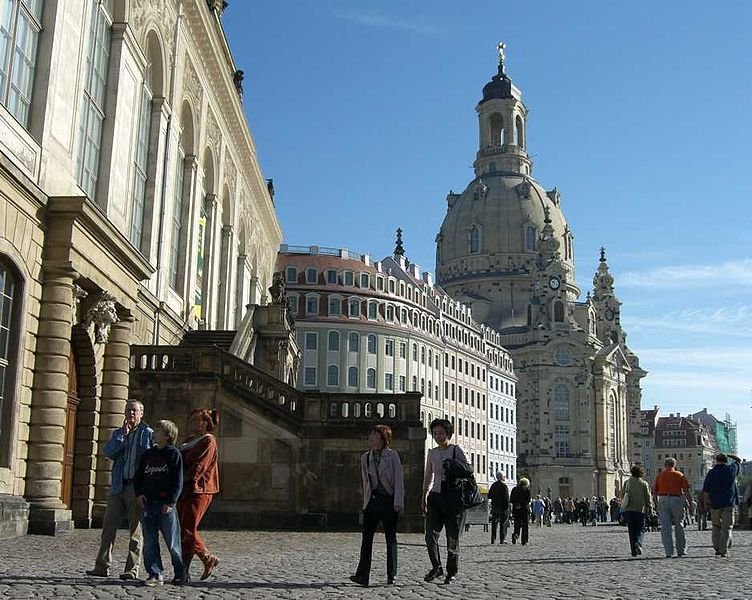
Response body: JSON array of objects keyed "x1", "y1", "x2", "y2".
[
  {"x1": 512, "y1": 509, "x2": 529, "y2": 544},
  {"x1": 355, "y1": 494, "x2": 398, "y2": 582},
  {"x1": 490, "y1": 509, "x2": 509, "y2": 543},
  {"x1": 425, "y1": 491, "x2": 466, "y2": 575},
  {"x1": 624, "y1": 510, "x2": 645, "y2": 556}
]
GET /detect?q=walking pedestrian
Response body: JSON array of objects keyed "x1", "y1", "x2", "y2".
[
  {"x1": 178, "y1": 409, "x2": 221, "y2": 581},
  {"x1": 422, "y1": 418, "x2": 469, "y2": 584},
  {"x1": 621, "y1": 464, "x2": 653, "y2": 557},
  {"x1": 135, "y1": 419, "x2": 185, "y2": 586},
  {"x1": 350, "y1": 425, "x2": 404, "y2": 587},
  {"x1": 532, "y1": 495, "x2": 545, "y2": 527},
  {"x1": 702, "y1": 453, "x2": 741, "y2": 557},
  {"x1": 86, "y1": 400, "x2": 153, "y2": 580},
  {"x1": 510, "y1": 478, "x2": 531, "y2": 545},
  {"x1": 488, "y1": 472, "x2": 510, "y2": 544},
  {"x1": 653, "y1": 457, "x2": 692, "y2": 558}
]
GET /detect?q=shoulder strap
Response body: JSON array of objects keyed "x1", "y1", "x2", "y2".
[{"x1": 452, "y1": 445, "x2": 456, "y2": 459}]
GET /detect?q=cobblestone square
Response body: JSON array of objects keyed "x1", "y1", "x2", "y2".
[{"x1": 0, "y1": 524, "x2": 748, "y2": 599}]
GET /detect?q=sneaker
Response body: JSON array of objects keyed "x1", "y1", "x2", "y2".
[
  {"x1": 119, "y1": 572, "x2": 138, "y2": 581},
  {"x1": 444, "y1": 574, "x2": 456, "y2": 584},
  {"x1": 635, "y1": 544, "x2": 642, "y2": 556},
  {"x1": 511, "y1": 533, "x2": 517, "y2": 545},
  {"x1": 677, "y1": 552, "x2": 686, "y2": 557},
  {"x1": 85, "y1": 568, "x2": 109, "y2": 577},
  {"x1": 171, "y1": 575, "x2": 188, "y2": 585},
  {"x1": 144, "y1": 576, "x2": 164, "y2": 587},
  {"x1": 424, "y1": 567, "x2": 444, "y2": 582}
]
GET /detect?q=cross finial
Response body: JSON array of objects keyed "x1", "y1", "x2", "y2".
[{"x1": 599, "y1": 246, "x2": 607, "y2": 263}]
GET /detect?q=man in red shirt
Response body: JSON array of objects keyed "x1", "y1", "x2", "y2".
[{"x1": 653, "y1": 457, "x2": 692, "y2": 558}]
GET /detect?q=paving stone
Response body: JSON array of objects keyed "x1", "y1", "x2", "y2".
[{"x1": 0, "y1": 524, "x2": 748, "y2": 598}]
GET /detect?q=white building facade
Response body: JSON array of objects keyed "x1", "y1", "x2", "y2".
[
  {"x1": 277, "y1": 241, "x2": 516, "y2": 489},
  {"x1": 485, "y1": 329, "x2": 517, "y2": 483}
]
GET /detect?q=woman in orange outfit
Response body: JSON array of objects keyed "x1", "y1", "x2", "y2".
[{"x1": 178, "y1": 408, "x2": 220, "y2": 581}]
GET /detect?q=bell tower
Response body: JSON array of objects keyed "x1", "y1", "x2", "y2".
[{"x1": 474, "y1": 42, "x2": 532, "y2": 177}]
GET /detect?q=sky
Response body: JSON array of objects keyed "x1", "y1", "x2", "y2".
[{"x1": 224, "y1": 1, "x2": 752, "y2": 459}]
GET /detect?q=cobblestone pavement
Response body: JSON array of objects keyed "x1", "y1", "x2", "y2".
[{"x1": 0, "y1": 523, "x2": 748, "y2": 599}]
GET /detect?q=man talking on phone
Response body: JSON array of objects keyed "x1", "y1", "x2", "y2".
[{"x1": 86, "y1": 399, "x2": 153, "y2": 580}]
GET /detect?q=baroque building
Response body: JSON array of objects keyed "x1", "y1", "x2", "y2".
[
  {"x1": 435, "y1": 47, "x2": 646, "y2": 498},
  {"x1": 277, "y1": 236, "x2": 517, "y2": 490},
  {"x1": 0, "y1": 0, "x2": 283, "y2": 537}
]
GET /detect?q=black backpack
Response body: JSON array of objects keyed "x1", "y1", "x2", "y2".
[{"x1": 442, "y1": 446, "x2": 483, "y2": 511}]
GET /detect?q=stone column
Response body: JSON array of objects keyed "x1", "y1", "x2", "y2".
[
  {"x1": 201, "y1": 193, "x2": 218, "y2": 328},
  {"x1": 217, "y1": 225, "x2": 234, "y2": 328},
  {"x1": 91, "y1": 314, "x2": 134, "y2": 526},
  {"x1": 235, "y1": 253, "x2": 247, "y2": 326},
  {"x1": 25, "y1": 265, "x2": 77, "y2": 535}
]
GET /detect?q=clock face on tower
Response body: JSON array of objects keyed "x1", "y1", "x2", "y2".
[{"x1": 548, "y1": 276, "x2": 561, "y2": 290}]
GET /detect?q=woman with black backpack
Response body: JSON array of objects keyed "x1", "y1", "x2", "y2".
[{"x1": 421, "y1": 418, "x2": 470, "y2": 584}]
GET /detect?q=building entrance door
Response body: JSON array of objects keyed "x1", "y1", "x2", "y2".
[{"x1": 61, "y1": 347, "x2": 79, "y2": 508}]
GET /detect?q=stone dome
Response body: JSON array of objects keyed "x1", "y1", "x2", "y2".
[{"x1": 436, "y1": 171, "x2": 574, "y2": 284}]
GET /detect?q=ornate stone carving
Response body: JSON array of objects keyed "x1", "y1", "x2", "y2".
[
  {"x1": 268, "y1": 273, "x2": 287, "y2": 305},
  {"x1": 84, "y1": 291, "x2": 120, "y2": 344},
  {"x1": 516, "y1": 180, "x2": 531, "y2": 198},
  {"x1": 206, "y1": 109, "x2": 221, "y2": 150},
  {"x1": 72, "y1": 285, "x2": 88, "y2": 324},
  {"x1": 224, "y1": 153, "x2": 237, "y2": 193},
  {"x1": 546, "y1": 187, "x2": 561, "y2": 205},
  {"x1": 233, "y1": 69, "x2": 244, "y2": 97},
  {"x1": 130, "y1": 0, "x2": 176, "y2": 76},
  {"x1": 183, "y1": 55, "x2": 204, "y2": 110}
]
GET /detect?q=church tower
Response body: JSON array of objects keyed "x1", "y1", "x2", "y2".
[{"x1": 436, "y1": 46, "x2": 646, "y2": 498}]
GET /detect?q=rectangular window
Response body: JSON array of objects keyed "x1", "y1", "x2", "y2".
[
  {"x1": 343, "y1": 271, "x2": 354, "y2": 286},
  {"x1": 76, "y1": 1, "x2": 112, "y2": 200},
  {"x1": 348, "y1": 299, "x2": 360, "y2": 318},
  {"x1": 399, "y1": 375, "x2": 406, "y2": 392},
  {"x1": 304, "y1": 332, "x2": 317, "y2": 350},
  {"x1": 129, "y1": 85, "x2": 151, "y2": 247},
  {"x1": 306, "y1": 296, "x2": 319, "y2": 315},
  {"x1": 385, "y1": 339, "x2": 394, "y2": 356},
  {"x1": 360, "y1": 273, "x2": 369, "y2": 288},
  {"x1": 327, "y1": 331, "x2": 339, "y2": 351},
  {"x1": 326, "y1": 269, "x2": 338, "y2": 284},
  {"x1": 304, "y1": 367, "x2": 316, "y2": 386},
  {"x1": 376, "y1": 277, "x2": 384, "y2": 291},
  {"x1": 385, "y1": 373, "x2": 394, "y2": 391},
  {"x1": 168, "y1": 149, "x2": 185, "y2": 290},
  {"x1": 286, "y1": 266, "x2": 297, "y2": 283},
  {"x1": 328, "y1": 297, "x2": 340, "y2": 316},
  {"x1": 305, "y1": 267, "x2": 317, "y2": 284},
  {"x1": 399, "y1": 342, "x2": 406, "y2": 359},
  {"x1": 367, "y1": 302, "x2": 377, "y2": 320},
  {"x1": 0, "y1": 0, "x2": 43, "y2": 128}
]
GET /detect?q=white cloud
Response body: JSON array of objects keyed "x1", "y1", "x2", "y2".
[
  {"x1": 620, "y1": 258, "x2": 752, "y2": 289},
  {"x1": 624, "y1": 306, "x2": 752, "y2": 338},
  {"x1": 333, "y1": 9, "x2": 443, "y2": 36}
]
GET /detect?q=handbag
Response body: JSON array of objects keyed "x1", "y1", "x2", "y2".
[
  {"x1": 621, "y1": 480, "x2": 631, "y2": 508},
  {"x1": 442, "y1": 446, "x2": 483, "y2": 511}
]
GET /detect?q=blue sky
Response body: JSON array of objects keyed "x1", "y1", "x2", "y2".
[{"x1": 224, "y1": 1, "x2": 752, "y2": 459}]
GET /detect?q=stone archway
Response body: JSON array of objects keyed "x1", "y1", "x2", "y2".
[{"x1": 69, "y1": 324, "x2": 99, "y2": 528}]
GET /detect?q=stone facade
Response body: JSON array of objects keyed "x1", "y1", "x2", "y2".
[
  {"x1": 0, "y1": 1, "x2": 281, "y2": 537},
  {"x1": 276, "y1": 243, "x2": 517, "y2": 490},
  {"x1": 129, "y1": 345, "x2": 426, "y2": 532},
  {"x1": 435, "y1": 52, "x2": 646, "y2": 498}
]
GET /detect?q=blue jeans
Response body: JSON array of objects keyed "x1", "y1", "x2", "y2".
[
  {"x1": 623, "y1": 511, "x2": 645, "y2": 556},
  {"x1": 658, "y1": 496, "x2": 686, "y2": 556},
  {"x1": 142, "y1": 501, "x2": 185, "y2": 579}
]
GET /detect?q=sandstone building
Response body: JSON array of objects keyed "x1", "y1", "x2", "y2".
[
  {"x1": 435, "y1": 49, "x2": 646, "y2": 498},
  {"x1": 0, "y1": 0, "x2": 282, "y2": 537}
]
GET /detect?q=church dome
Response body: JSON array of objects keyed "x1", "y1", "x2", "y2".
[{"x1": 436, "y1": 172, "x2": 574, "y2": 285}]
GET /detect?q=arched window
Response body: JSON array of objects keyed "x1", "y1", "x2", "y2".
[
  {"x1": 609, "y1": 394, "x2": 617, "y2": 461},
  {"x1": 348, "y1": 332, "x2": 359, "y2": 352},
  {"x1": 525, "y1": 226, "x2": 536, "y2": 251},
  {"x1": 515, "y1": 115, "x2": 524, "y2": 148},
  {"x1": 0, "y1": 259, "x2": 20, "y2": 464},
  {"x1": 169, "y1": 137, "x2": 186, "y2": 291},
  {"x1": 327, "y1": 365, "x2": 339, "y2": 387},
  {"x1": 367, "y1": 334, "x2": 377, "y2": 354},
  {"x1": 348, "y1": 366, "x2": 359, "y2": 387},
  {"x1": 554, "y1": 301, "x2": 564, "y2": 322},
  {"x1": 469, "y1": 225, "x2": 481, "y2": 254},
  {"x1": 366, "y1": 368, "x2": 376, "y2": 389},
  {"x1": 129, "y1": 75, "x2": 153, "y2": 248},
  {"x1": 329, "y1": 402, "x2": 338, "y2": 417},
  {"x1": 554, "y1": 384, "x2": 570, "y2": 421},
  {"x1": 327, "y1": 331, "x2": 339, "y2": 351},
  {"x1": 489, "y1": 113, "x2": 504, "y2": 145}
]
